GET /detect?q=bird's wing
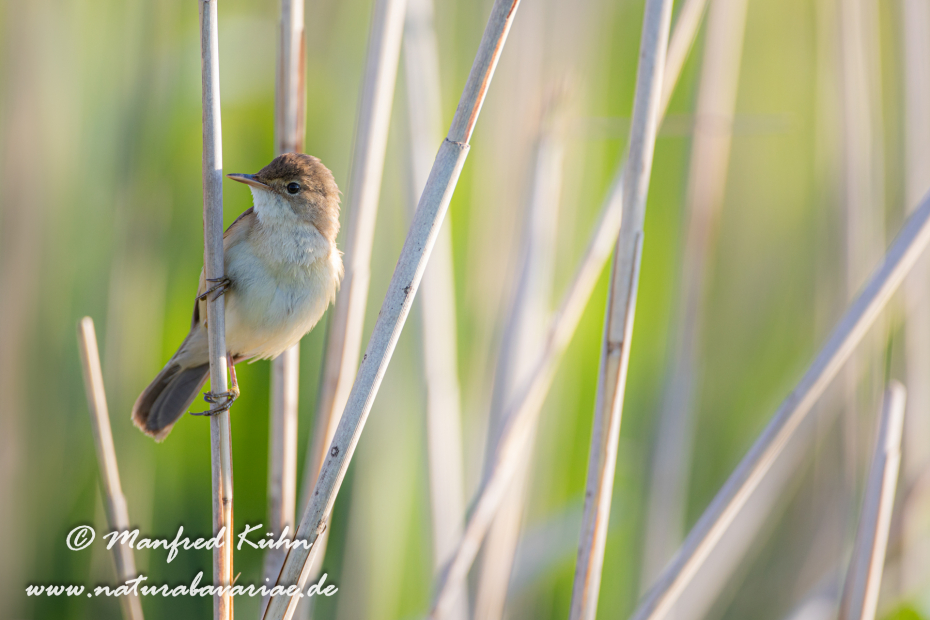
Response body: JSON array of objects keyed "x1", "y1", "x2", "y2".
[
  {"x1": 224, "y1": 206, "x2": 255, "y2": 243},
  {"x1": 191, "y1": 206, "x2": 257, "y2": 329}
]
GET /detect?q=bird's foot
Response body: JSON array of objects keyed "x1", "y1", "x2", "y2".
[
  {"x1": 197, "y1": 276, "x2": 232, "y2": 302},
  {"x1": 190, "y1": 388, "x2": 239, "y2": 417}
]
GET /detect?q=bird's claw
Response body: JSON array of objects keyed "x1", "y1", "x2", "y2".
[
  {"x1": 189, "y1": 388, "x2": 239, "y2": 417},
  {"x1": 198, "y1": 277, "x2": 232, "y2": 302}
]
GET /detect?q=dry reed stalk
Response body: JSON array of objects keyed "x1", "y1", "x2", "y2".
[
  {"x1": 642, "y1": 0, "x2": 749, "y2": 586},
  {"x1": 402, "y1": 1, "x2": 468, "y2": 618},
  {"x1": 262, "y1": 0, "x2": 307, "y2": 613},
  {"x1": 838, "y1": 0, "x2": 886, "y2": 528},
  {"x1": 630, "y1": 191, "x2": 930, "y2": 620},
  {"x1": 264, "y1": 346, "x2": 300, "y2": 616},
  {"x1": 474, "y1": 93, "x2": 566, "y2": 620},
  {"x1": 77, "y1": 317, "x2": 145, "y2": 620},
  {"x1": 900, "y1": 0, "x2": 930, "y2": 597},
  {"x1": 294, "y1": 0, "x2": 408, "y2": 587},
  {"x1": 262, "y1": 2, "x2": 522, "y2": 618},
  {"x1": 427, "y1": 2, "x2": 709, "y2": 613},
  {"x1": 568, "y1": 0, "x2": 673, "y2": 617},
  {"x1": 199, "y1": 1, "x2": 234, "y2": 617},
  {"x1": 838, "y1": 383, "x2": 906, "y2": 620}
]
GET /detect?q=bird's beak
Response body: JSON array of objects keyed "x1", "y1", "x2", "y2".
[{"x1": 227, "y1": 173, "x2": 270, "y2": 189}]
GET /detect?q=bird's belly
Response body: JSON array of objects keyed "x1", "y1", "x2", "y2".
[{"x1": 223, "y1": 254, "x2": 336, "y2": 361}]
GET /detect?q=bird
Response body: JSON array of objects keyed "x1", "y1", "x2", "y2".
[{"x1": 132, "y1": 152, "x2": 343, "y2": 441}]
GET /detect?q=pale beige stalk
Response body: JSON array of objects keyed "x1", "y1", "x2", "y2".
[
  {"x1": 199, "y1": 1, "x2": 234, "y2": 618},
  {"x1": 77, "y1": 317, "x2": 145, "y2": 620},
  {"x1": 838, "y1": 383, "x2": 906, "y2": 620},
  {"x1": 262, "y1": 0, "x2": 306, "y2": 613},
  {"x1": 262, "y1": 2, "x2": 522, "y2": 619},
  {"x1": 427, "y1": 2, "x2": 710, "y2": 613},
  {"x1": 838, "y1": 0, "x2": 886, "y2": 521},
  {"x1": 263, "y1": 346, "x2": 299, "y2": 617},
  {"x1": 569, "y1": 0, "x2": 673, "y2": 617},
  {"x1": 642, "y1": 0, "x2": 749, "y2": 586},
  {"x1": 630, "y1": 190, "x2": 930, "y2": 620},
  {"x1": 474, "y1": 95, "x2": 565, "y2": 620},
  {"x1": 403, "y1": 0, "x2": 468, "y2": 619},
  {"x1": 900, "y1": 0, "x2": 930, "y2": 598}
]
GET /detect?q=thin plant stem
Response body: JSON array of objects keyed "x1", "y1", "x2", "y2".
[
  {"x1": 474, "y1": 93, "x2": 566, "y2": 620},
  {"x1": 402, "y1": 1, "x2": 469, "y2": 619},
  {"x1": 295, "y1": 0, "x2": 408, "y2": 585},
  {"x1": 642, "y1": 0, "x2": 749, "y2": 586},
  {"x1": 262, "y1": 0, "x2": 306, "y2": 613},
  {"x1": 77, "y1": 317, "x2": 145, "y2": 620},
  {"x1": 900, "y1": 0, "x2": 930, "y2": 597},
  {"x1": 427, "y1": 2, "x2": 709, "y2": 613},
  {"x1": 199, "y1": 1, "x2": 234, "y2": 617},
  {"x1": 569, "y1": 0, "x2": 673, "y2": 617},
  {"x1": 262, "y1": 2, "x2": 522, "y2": 619},
  {"x1": 838, "y1": 383, "x2": 906, "y2": 620},
  {"x1": 630, "y1": 190, "x2": 930, "y2": 620},
  {"x1": 838, "y1": 0, "x2": 886, "y2": 537},
  {"x1": 264, "y1": 347, "x2": 300, "y2": 616}
]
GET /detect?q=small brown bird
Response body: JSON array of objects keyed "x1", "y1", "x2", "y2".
[{"x1": 132, "y1": 153, "x2": 343, "y2": 440}]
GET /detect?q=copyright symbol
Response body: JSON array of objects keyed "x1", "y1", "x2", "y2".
[{"x1": 67, "y1": 526, "x2": 95, "y2": 551}]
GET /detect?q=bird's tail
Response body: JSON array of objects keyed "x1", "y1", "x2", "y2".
[{"x1": 132, "y1": 357, "x2": 209, "y2": 441}]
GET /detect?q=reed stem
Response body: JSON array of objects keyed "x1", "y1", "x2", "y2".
[
  {"x1": 199, "y1": 1, "x2": 234, "y2": 617},
  {"x1": 77, "y1": 317, "x2": 145, "y2": 620},
  {"x1": 899, "y1": 0, "x2": 930, "y2": 597},
  {"x1": 838, "y1": 383, "x2": 906, "y2": 620},
  {"x1": 262, "y1": 0, "x2": 306, "y2": 613},
  {"x1": 569, "y1": 1, "x2": 673, "y2": 617}
]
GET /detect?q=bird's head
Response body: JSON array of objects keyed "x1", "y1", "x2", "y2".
[{"x1": 228, "y1": 153, "x2": 341, "y2": 242}]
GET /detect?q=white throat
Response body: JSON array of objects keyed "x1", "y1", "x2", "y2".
[
  {"x1": 248, "y1": 187, "x2": 331, "y2": 267},
  {"x1": 250, "y1": 187, "x2": 300, "y2": 228}
]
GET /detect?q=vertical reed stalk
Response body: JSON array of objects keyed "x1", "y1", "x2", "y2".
[
  {"x1": 474, "y1": 94, "x2": 565, "y2": 620},
  {"x1": 569, "y1": 1, "x2": 673, "y2": 617},
  {"x1": 295, "y1": 0, "x2": 408, "y2": 584},
  {"x1": 199, "y1": 1, "x2": 234, "y2": 617},
  {"x1": 77, "y1": 317, "x2": 145, "y2": 620},
  {"x1": 264, "y1": 346, "x2": 300, "y2": 616},
  {"x1": 263, "y1": 0, "x2": 306, "y2": 613},
  {"x1": 263, "y1": 2, "x2": 522, "y2": 619},
  {"x1": 838, "y1": 383, "x2": 906, "y2": 620},
  {"x1": 630, "y1": 190, "x2": 930, "y2": 620},
  {"x1": 403, "y1": 1, "x2": 468, "y2": 618},
  {"x1": 837, "y1": 0, "x2": 886, "y2": 525},
  {"x1": 427, "y1": 3, "x2": 709, "y2": 612},
  {"x1": 642, "y1": 0, "x2": 749, "y2": 586},
  {"x1": 900, "y1": 0, "x2": 930, "y2": 597}
]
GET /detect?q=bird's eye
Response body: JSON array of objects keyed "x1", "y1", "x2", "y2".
[{"x1": 286, "y1": 182, "x2": 301, "y2": 195}]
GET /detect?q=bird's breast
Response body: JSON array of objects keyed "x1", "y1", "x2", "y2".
[{"x1": 222, "y1": 221, "x2": 341, "y2": 360}]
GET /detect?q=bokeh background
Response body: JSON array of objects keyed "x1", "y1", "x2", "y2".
[{"x1": 1, "y1": 0, "x2": 929, "y2": 618}]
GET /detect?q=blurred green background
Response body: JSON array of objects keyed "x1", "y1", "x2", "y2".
[{"x1": 1, "y1": 0, "x2": 928, "y2": 618}]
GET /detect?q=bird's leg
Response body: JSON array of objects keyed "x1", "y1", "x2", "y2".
[
  {"x1": 197, "y1": 276, "x2": 232, "y2": 302},
  {"x1": 226, "y1": 355, "x2": 240, "y2": 400},
  {"x1": 190, "y1": 354, "x2": 240, "y2": 417}
]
